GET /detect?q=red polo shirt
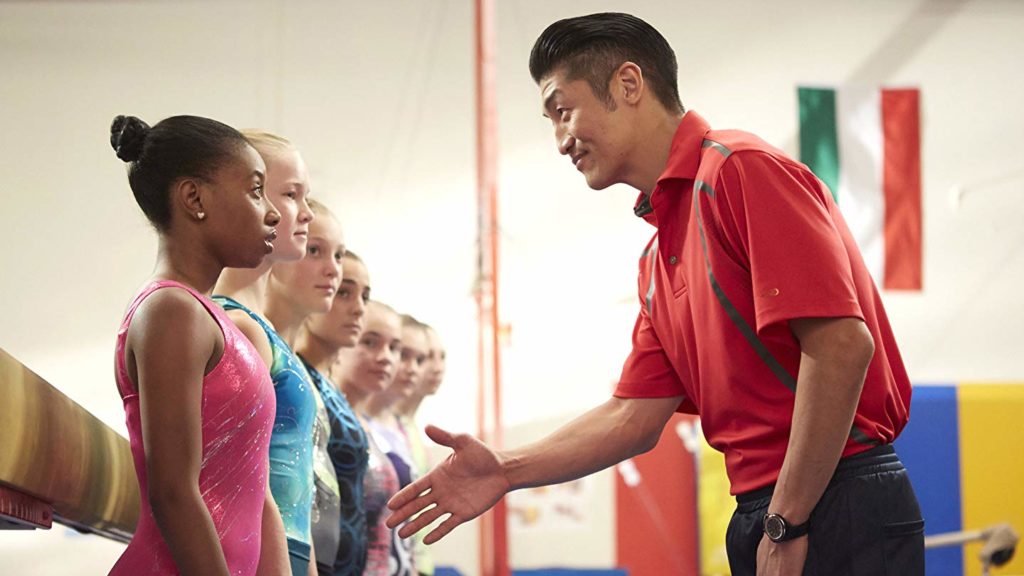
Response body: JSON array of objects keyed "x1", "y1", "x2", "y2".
[{"x1": 615, "y1": 111, "x2": 912, "y2": 494}]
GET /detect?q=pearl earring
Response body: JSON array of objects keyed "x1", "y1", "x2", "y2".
[{"x1": 197, "y1": 211, "x2": 206, "y2": 220}]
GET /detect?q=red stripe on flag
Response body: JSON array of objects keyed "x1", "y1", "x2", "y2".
[{"x1": 881, "y1": 89, "x2": 923, "y2": 290}]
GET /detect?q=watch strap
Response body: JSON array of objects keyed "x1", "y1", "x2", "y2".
[
  {"x1": 784, "y1": 517, "x2": 809, "y2": 540},
  {"x1": 764, "y1": 512, "x2": 810, "y2": 542}
]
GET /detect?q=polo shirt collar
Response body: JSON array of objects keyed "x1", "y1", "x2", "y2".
[{"x1": 632, "y1": 110, "x2": 712, "y2": 225}]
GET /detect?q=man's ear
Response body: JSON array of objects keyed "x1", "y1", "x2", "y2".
[{"x1": 615, "y1": 61, "x2": 645, "y2": 106}]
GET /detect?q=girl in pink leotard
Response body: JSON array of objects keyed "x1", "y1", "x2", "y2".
[{"x1": 108, "y1": 114, "x2": 282, "y2": 576}]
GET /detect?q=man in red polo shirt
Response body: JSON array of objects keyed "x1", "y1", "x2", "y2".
[{"x1": 388, "y1": 12, "x2": 923, "y2": 575}]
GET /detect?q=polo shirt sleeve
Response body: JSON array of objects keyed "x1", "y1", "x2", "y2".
[
  {"x1": 716, "y1": 150, "x2": 864, "y2": 334},
  {"x1": 615, "y1": 307, "x2": 692, "y2": 411}
]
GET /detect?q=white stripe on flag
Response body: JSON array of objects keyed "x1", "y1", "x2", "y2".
[{"x1": 836, "y1": 87, "x2": 885, "y2": 284}]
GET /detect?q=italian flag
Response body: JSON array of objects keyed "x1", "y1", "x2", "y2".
[{"x1": 798, "y1": 86, "x2": 923, "y2": 291}]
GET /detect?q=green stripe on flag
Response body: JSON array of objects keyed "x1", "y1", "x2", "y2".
[{"x1": 798, "y1": 87, "x2": 840, "y2": 202}]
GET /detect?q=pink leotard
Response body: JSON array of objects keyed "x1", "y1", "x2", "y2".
[{"x1": 109, "y1": 281, "x2": 276, "y2": 576}]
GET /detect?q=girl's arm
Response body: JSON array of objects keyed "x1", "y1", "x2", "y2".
[
  {"x1": 130, "y1": 289, "x2": 230, "y2": 576},
  {"x1": 255, "y1": 481, "x2": 289, "y2": 576}
]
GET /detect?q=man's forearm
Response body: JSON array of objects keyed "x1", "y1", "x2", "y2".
[
  {"x1": 501, "y1": 395, "x2": 682, "y2": 491},
  {"x1": 768, "y1": 318, "x2": 874, "y2": 524}
]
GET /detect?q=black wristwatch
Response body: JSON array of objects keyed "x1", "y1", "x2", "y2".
[{"x1": 763, "y1": 513, "x2": 809, "y2": 542}]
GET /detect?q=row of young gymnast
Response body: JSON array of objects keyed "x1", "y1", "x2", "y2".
[{"x1": 107, "y1": 113, "x2": 442, "y2": 576}]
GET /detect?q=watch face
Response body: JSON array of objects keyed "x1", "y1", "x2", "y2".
[{"x1": 764, "y1": 514, "x2": 786, "y2": 541}]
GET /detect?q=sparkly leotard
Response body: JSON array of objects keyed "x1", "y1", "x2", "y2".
[
  {"x1": 362, "y1": 427, "x2": 403, "y2": 576},
  {"x1": 110, "y1": 281, "x2": 275, "y2": 576},
  {"x1": 301, "y1": 359, "x2": 370, "y2": 576},
  {"x1": 398, "y1": 415, "x2": 434, "y2": 576},
  {"x1": 309, "y1": 378, "x2": 342, "y2": 576},
  {"x1": 215, "y1": 296, "x2": 317, "y2": 575},
  {"x1": 366, "y1": 418, "x2": 416, "y2": 576}
]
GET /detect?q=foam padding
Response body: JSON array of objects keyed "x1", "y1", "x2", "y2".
[
  {"x1": 958, "y1": 384, "x2": 1024, "y2": 576},
  {"x1": 893, "y1": 384, "x2": 963, "y2": 575}
]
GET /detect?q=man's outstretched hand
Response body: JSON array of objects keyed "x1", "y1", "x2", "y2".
[{"x1": 386, "y1": 425, "x2": 511, "y2": 544}]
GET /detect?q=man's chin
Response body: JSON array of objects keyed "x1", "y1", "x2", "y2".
[{"x1": 583, "y1": 171, "x2": 615, "y2": 191}]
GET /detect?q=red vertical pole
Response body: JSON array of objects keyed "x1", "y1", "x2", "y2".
[
  {"x1": 475, "y1": 0, "x2": 509, "y2": 575},
  {"x1": 475, "y1": 290, "x2": 492, "y2": 575}
]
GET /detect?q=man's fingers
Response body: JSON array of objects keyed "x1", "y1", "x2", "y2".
[
  {"x1": 397, "y1": 504, "x2": 447, "y2": 538},
  {"x1": 387, "y1": 475, "x2": 432, "y2": 513},
  {"x1": 386, "y1": 489, "x2": 436, "y2": 529},
  {"x1": 424, "y1": 424, "x2": 457, "y2": 447},
  {"x1": 423, "y1": 513, "x2": 464, "y2": 545}
]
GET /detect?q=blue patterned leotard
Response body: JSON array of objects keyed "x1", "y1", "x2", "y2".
[
  {"x1": 302, "y1": 358, "x2": 370, "y2": 576},
  {"x1": 214, "y1": 296, "x2": 317, "y2": 575}
]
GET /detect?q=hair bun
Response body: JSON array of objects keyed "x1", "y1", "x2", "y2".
[{"x1": 110, "y1": 115, "x2": 151, "y2": 162}]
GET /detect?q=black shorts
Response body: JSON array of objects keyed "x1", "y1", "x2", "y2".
[{"x1": 726, "y1": 444, "x2": 924, "y2": 576}]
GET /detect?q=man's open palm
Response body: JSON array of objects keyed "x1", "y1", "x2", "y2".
[{"x1": 386, "y1": 425, "x2": 511, "y2": 544}]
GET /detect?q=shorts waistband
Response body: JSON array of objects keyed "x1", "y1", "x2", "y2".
[{"x1": 735, "y1": 444, "x2": 902, "y2": 510}]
